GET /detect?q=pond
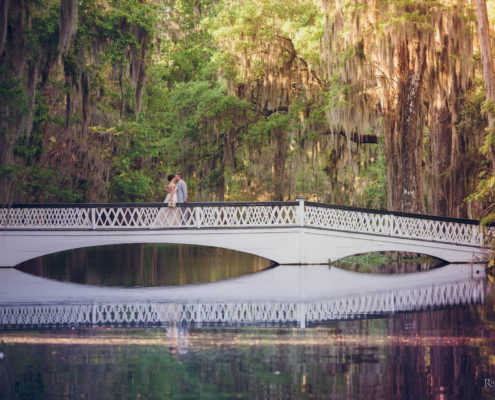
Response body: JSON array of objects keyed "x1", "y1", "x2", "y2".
[
  {"x1": 0, "y1": 245, "x2": 494, "y2": 400},
  {"x1": 15, "y1": 243, "x2": 274, "y2": 287}
]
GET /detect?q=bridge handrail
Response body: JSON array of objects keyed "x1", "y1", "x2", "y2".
[
  {"x1": 0, "y1": 200, "x2": 485, "y2": 246},
  {"x1": 304, "y1": 201, "x2": 480, "y2": 226},
  {"x1": 0, "y1": 201, "x2": 479, "y2": 225},
  {"x1": 1, "y1": 200, "x2": 481, "y2": 225},
  {"x1": 1, "y1": 201, "x2": 298, "y2": 208},
  {"x1": 304, "y1": 202, "x2": 484, "y2": 246}
]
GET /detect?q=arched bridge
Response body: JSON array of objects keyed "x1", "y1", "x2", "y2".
[{"x1": 0, "y1": 199, "x2": 488, "y2": 266}]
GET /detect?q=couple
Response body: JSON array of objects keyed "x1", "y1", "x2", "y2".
[
  {"x1": 164, "y1": 172, "x2": 187, "y2": 206},
  {"x1": 155, "y1": 172, "x2": 187, "y2": 227}
]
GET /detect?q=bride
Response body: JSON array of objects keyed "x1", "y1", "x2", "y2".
[
  {"x1": 154, "y1": 174, "x2": 179, "y2": 226},
  {"x1": 164, "y1": 174, "x2": 178, "y2": 205}
]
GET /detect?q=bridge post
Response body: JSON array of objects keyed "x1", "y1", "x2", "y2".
[
  {"x1": 92, "y1": 304, "x2": 97, "y2": 325},
  {"x1": 91, "y1": 208, "x2": 96, "y2": 230},
  {"x1": 387, "y1": 214, "x2": 394, "y2": 236},
  {"x1": 296, "y1": 196, "x2": 306, "y2": 227},
  {"x1": 296, "y1": 196, "x2": 306, "y2": 264},
  {"x1": 297, "y1": 303, "x2": 306, "y2": 328},
  {"x1": 195, "y1": 207, "x2": 201, "y2": 229}
]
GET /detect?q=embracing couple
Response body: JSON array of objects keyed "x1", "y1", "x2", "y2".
[{"x1": 164, "y1": 172, "x2": 187, "y2": 206}]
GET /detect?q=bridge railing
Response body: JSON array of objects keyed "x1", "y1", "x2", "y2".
[
  {"x1": 0, "y1": 202, "x2": 299, "y2": 230},
  {"x1": 0, "y1": 200, "x2": 484, "y2": 246},
  {"x1": 303, "y1": 202, "x2": 484, "y2": 246}
]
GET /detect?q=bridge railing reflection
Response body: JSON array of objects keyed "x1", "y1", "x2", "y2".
[{"x1": 0, "y1": 277, "x2": 484, "y2": 329}]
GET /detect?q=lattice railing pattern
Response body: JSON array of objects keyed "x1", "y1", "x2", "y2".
[
  {"x1": 303, "y1": 205, "x2": 483, "y2": 246},
  {"x1": 305, "y1": 279, "x2": 484, "y2": 322},
  {"x1": 0, "y1": 202, "x2": 484, "y2": 246},
  {"x1": 0, "y1": 204, "x2": 297, "y2": 230},
  {"x1": 304, "y1": 206, "x2": 391, "y2": 235},
  {"x1": 0, "y1": 279, "x2": 483, "y2": 328},
  {"x1": 391, "y1": 215, "x2": 483, "y2": 246},
  {"x1": 0, "y1": 207, "x2": 92, "y2": 229},
  {"x1": 199, "y1": 205, "x2": 297, "y2": 227}
]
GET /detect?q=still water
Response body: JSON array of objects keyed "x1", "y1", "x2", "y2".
[
  {"x1": 15, "y1": 243, "x2": 273, "y2": 287},
  {"x1": 0, "y1": 244, "x2": 494, "y2": 400}
]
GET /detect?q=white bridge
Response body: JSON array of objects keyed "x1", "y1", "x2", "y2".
[
  {"x1": 0, "y1": 199, "x2": 488, "y2": 266},
  {"x1": 0, "y1": 264, "x2": 485, "y2": 328}
]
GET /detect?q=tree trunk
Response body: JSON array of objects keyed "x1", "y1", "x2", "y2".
[
  {"x1": 58, "y1": 0, "x2": 77, "y2": 55},
  {"x1": 476, "y1": 0, "x2": 495, "y2": 171},
  {"x1": 119, "y1": 66, "x2": 124, "y2": 120},
  {"x1": 429, "y1": 104, "x2": 452, "y2": 216},
  {"x1": 273, "y1": 127, "x2": 286, "y2": 201},
  {"x1": 0, "y1": 0, "x2": 9, "y2": 55},
  {"x1": 65, "y1": 76, "x2": 71, "y2": 130},
  {"x1": 385, "y1": 40, "x2": 426, "y2": 213}
]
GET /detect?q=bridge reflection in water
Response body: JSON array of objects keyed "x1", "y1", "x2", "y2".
[{"x1": 0, "y1": 264, "x2": 485, "y2": 328}]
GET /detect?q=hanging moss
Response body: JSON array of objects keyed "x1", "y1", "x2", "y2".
[
  {"x1": 58, "y1": 0, "x2": 77, "y2": 55},
  {"x1": 320, "y1": 0, "x2": 478, "y2": 214}
]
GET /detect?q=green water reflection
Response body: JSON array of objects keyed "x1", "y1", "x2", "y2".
[
  {"x1": 1, "y1": 303, "x2": 495, "y2": 400},
  {"x1": 16, "y1": 244, "x2": 274, "y2": 287}
]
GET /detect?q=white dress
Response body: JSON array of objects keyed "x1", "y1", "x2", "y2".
[
  {"x1": 154, "y1": 183, "x2": 179, "y2": 227},
  {"x1": 164, "y1": 183, "x2": 178, "y2": 203},
  {"x1": 163, "y1": 183, "x2": 180, "y2": 225}
]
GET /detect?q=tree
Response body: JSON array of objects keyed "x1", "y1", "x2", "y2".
[
  {"x1": 473, "y1": 0, "x2": 495, "y2": 265},
  {"x1": 476, "y1": 0, "x2": 495, "y2": 173}
]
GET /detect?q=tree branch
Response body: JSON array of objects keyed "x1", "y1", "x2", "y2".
[
  {"x1": 261, "y1": 106, "x2": 289, "y2": 116},
  {"x1": 326, "y1": 129, "x2": 378, "y2": 144}
]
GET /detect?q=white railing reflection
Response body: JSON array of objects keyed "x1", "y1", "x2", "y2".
[{"x1": 0, "y1": 278, "x2": 484, "y2": 328}]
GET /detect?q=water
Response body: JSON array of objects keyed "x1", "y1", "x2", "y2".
[
  {"x1": 1, "y1": 244, "x2": 494, "y2": 399},
  {"x1": 15, "y1": 243, "x2": 273, "y2": 287}
]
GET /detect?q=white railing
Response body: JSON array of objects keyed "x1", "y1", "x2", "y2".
[
  {"x1": 0, "y1": 202, "x2": 299, "y2": 230},
  {"x1": 0, "y1": 200, "x2": 484, "y2": 246},
  {"x1": 303, "y1": 203, "x2": 484, "y2": 247},
  {"x1": 0, "y1": 278, "x2": 484, "y2": 328}
]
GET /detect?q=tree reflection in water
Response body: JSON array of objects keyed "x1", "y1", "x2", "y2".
[
  {"x1": 2, "y1": 253, "x2": 495, "y2": 399},
  {"x1": 1, "y1": 304, "x2": 495, "y2": 400},
  {"x1": 16, "y1": 243, "x2": 274, "y2": 287}
]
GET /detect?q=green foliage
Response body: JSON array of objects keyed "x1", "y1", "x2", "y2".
[
  {"x1": 10, "y1": 166, "x2": 83, "y2": 203},
  {"x1": 0, "y1": 68, "x2": 29, "y2": 133},
  {"x1": 159, "y1": 0, "x2": 217, "y2": 84},
  {"x1": 247, "y1": 112, "x2": 290, "y2": 145},
  {"x1": 110, "y1": 161, "x2": 153, "y2": 202},
  {"x1": 159, "y1": 80, "x2": 252, "y2": 199},
  {"x1": 480, "y1": 99, "x2": 495, "y2": 158},
  {"x1": 333, "y1": 252, "x2": 437, "y2": 267},
  {"x1": 325, "y1": 74, "x2": 351, "y2": 110},
  {"x1": 361, "y1": 138, "x2": 387, "y2": 209},
  {"x1": 80, "y1": 0, "x2": 157, "y2": 65},
  {"x1": 210, "y1": 0, "x2": 325, "y2": 82},
  {"x1": 30, "y1": 0, "x2": 60, "y2": 59}
]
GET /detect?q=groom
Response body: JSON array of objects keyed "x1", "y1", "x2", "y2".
[{"x1": 175, "y1": 172, "x2": 188, "y2": 204}]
